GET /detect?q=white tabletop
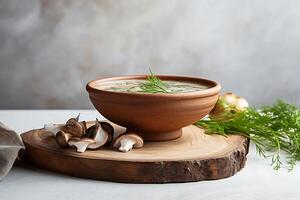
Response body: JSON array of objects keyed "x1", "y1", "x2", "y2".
[{"x1": 0, "y1": 110, "x2": 299, "y2": 200}]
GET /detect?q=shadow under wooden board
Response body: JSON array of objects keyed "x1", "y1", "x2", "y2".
[{"x1": 21, "y1": 121, "x2": 249, "y2": 183}]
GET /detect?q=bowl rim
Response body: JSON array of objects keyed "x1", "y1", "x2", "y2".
[{"x1": 86, "y1": 75, "x2": 221, "y2": 98}]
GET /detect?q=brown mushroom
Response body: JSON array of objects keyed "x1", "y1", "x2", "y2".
[
  {"x1": 44, "y1": 114, "x2": 86, "y2": 137},
  {"x1": 99, "y1": 121, "x2": 114, "y2": 142},
  {"x1": 113, "y1": 132, "x2": 144, "y2": 152},
  {"x1": 85, "y1": 119, "x2": 114, "y2": 149},
  {"x1": 63, "y1": 114, "x2": 87, "y2": 137},
  {"x1": 68, "y1": 137, "x2": 95, "y2": 153},
  {"x1": 55, "y1": 131, "x2": 72, "y2": 148}
]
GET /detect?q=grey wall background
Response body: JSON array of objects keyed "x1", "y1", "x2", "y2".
[{"x1": 0, "y1": 0, "x2": 300, "y2": 109}]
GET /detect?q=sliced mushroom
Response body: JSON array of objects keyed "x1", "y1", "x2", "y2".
[
  {"x1": 63, "y1": 114, "x2": 87, "y2": 137},
  {"x1": 99, "y1": 121, "x2": 114, "y2": 142},
  {"x1": 85, "y1": 119, "x2": 114, "y2": 149},
  {"x1": 113, "y1": 133, "x2": 144, "y2": 152},
  {"x1": 68, "y1": 137, "x2": 95, "y2": 153},
  {"x1": 55, "y1": 131, "x2": 72, "y2": 148}
]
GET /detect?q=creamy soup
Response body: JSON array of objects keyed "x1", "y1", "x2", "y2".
[{"x1": 95, "y1": 79, "x2": 210, "y2": 93}]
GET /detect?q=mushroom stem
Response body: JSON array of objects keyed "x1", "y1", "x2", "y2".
[
  {"x1": 68, "y1": 139, "x2": 94, "y2": 153},
  {"x1": 74, "y1": 142, "x2": 89, "y2": 153},
  {"x1": 119, "y1": 138, "x2": 136, "y2": 152},
  {"x1": 75, "y1": 113, "x2": 80, "y2": 121}
]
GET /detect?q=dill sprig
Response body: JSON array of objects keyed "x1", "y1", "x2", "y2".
[
  {"x1": 140, "y1": 69, "x2": 170, "y2": 93},
  {"x1": 196, "y1": 100, "x2": 300, "y2": 170}
]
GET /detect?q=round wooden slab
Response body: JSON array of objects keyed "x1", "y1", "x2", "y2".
[{"x1": 21, "y1": 123, "x2": 249, "y2": 183}]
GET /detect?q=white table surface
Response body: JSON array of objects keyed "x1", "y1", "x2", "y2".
[{"x1": 0, "y1": 110, "x2": 299, "y2": 200}]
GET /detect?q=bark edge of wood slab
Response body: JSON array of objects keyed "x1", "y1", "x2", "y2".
[{"x1": 21, "y1": 124, "x2": 249, "y2": 183}]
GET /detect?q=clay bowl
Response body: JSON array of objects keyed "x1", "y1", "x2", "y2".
[{"x1": 86, "y1": 75, "x2": 221, "y2": 142}]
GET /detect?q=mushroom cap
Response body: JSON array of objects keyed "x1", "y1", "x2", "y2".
[
  {"x1": 113, "y1": 133, "x2": 144, "y2": 148},
  {"x1": 99, "y1": 121, "x2": 114, "y2": 144},
  {"x1": 85, "y1": 120, "x2": 100, "y2": 138},
  {"x1": 85, "y1": 120, "x2": 114, "y2": 149},
  {"x1": 55, "y1": 131, "x2": 72, "y2": 148},
  {"x1": 63, "y1": 118, "x2": 87, "y2": 137}
]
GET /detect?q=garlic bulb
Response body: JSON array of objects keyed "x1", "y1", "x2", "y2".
[{"x1": 209, "y1": 92, "x2": 249, "y2": 120}]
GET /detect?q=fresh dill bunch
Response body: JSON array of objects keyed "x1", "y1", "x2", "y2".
[
  {"x1": 196, "y1": 100, "x2": 300, "y2": 170},
  {"x1": 140, "y1": 69, "x2": 170, "y2": 93}
]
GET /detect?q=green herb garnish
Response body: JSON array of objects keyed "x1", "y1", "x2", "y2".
[
  {"x1": 196, "y1": 100, "x2": 300, "y2": 170},
  {"x1": 140, "y1": 69, "x2": 170, "y2": 93}
]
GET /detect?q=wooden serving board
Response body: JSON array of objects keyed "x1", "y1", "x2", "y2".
[{"x1": 21, "y1": 122, "x2": 249, "y2": 183}]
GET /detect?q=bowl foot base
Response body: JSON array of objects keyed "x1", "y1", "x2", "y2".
[{"x1": 129, "y1": 129, "x2": 183, "y2": 142}]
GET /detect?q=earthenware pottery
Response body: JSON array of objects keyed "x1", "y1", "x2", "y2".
[{"x1": 86, "y1": 75, "x2": 221, "y2": 141}]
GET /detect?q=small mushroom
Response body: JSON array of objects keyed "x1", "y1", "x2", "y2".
[
  {"x1": 68, "y1": 137, "x2": 95, "y2": 153},
  {"x1": 85, "y1": 119, "x2": 114, "y2": 149},
  {"x1": 43, "y1": 114, "x2": 85, "y2": 137},
  {"x1": 113, "y1": 133, "x2": 144, "y2": 152},
  {"x1": 63, "y1": 114, "x2": 87, "y2": 137},
  {"x1": 99, "y1": 121, "x2": 114, "y2": 141},
  {"x1": 55, "y1": 131, "x2": 72, "y2": 148}
]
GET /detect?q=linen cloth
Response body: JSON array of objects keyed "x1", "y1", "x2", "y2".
[{"x1": 0, "y1": 123, "x2": 24, "y2": 180}]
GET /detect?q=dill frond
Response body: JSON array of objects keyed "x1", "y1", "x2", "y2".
[
  {"x1": 140, "y1": 69, "x2": 170, "y2": 93},
  {"x1": 196, "y1": 101, "x2": 300, "y2": 170}
]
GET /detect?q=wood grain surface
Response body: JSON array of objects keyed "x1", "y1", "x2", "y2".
[{"x1": 21, "y1": 122, "x2": 249, "y2": 183}]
